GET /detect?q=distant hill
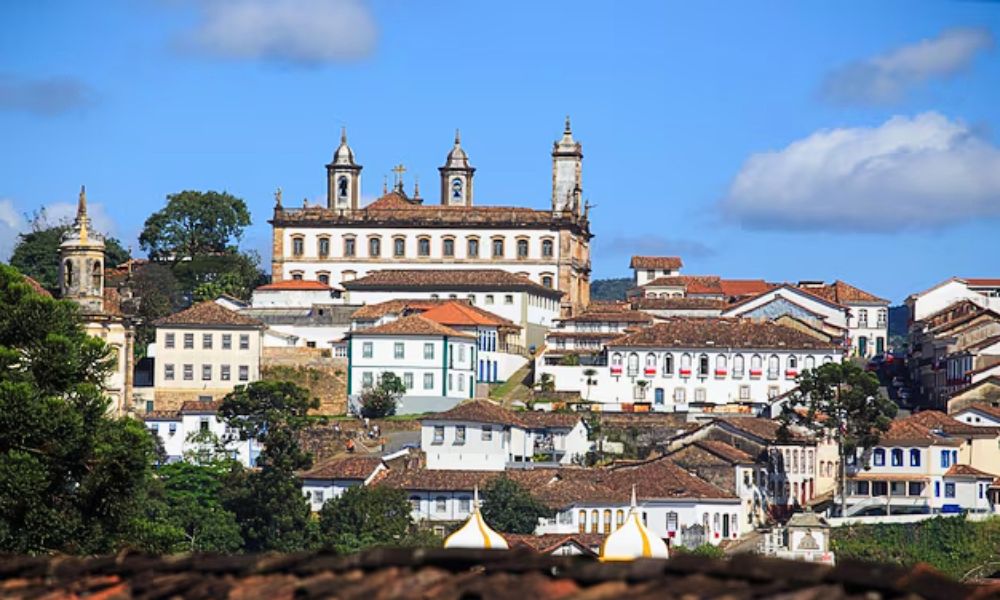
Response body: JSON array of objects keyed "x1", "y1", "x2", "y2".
[{"x1": 591, "y1": 278, "x2": 632, "y2": 301}]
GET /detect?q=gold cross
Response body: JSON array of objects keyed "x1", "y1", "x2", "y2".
[{"x1": 391, "y1": 163, "x2": 406, "y2": 188}]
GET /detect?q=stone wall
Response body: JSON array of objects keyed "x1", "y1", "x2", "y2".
[
  {"x1": 262, "y1": 347, "x2": 348, "y2": 415},
  {"x1": 153, "y1": 388, "x2": 233, "y2": 413}
]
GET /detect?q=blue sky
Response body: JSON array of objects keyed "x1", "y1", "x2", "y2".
[{"x1": 1, "y1": 1, "x2": 999, "y2": 303}]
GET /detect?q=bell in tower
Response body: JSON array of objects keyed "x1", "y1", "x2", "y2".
[
  {"x1": 439, "y1": 129, "x2": 475, "y2": 206},
  {"x1": 552, "y1": 116, "x2": 583, "y2": 215},
  {"x1": 59, "y1": 186, "x2": 106, "y2": 313},
  {"x1": 326, "y1": 127, "x2": 363, "y2": 210}
]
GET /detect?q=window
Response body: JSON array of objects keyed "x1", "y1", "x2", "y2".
[
  {"x1": 504, "y1": 294, "x2": 513, "y2": 304},
  {"x1": 856, "y1": 481, "x2": 870, "y2": 495},
  {"x1": 516, "y1": 239, "x2": 529, "y2": 258},
  {"x1": 541, "y1": 239, "x2": 554, "y2": 257},
  {"x1": 680, "y1": 353, "x2": 692, "y2": 375},
  {"x1": 877, "y1": 308, "x2": 888, "y2": 327},
  {"x1": 418, "y1": 237, "x2": 431, "y2": 257},
  {"x1": 451, "y1": 178, "x2": 463, "y2": 200},
  {"x1": 183, "y1": 364, "x2": 194, "y2": 380},
  {"x1": 432, "y1": 426, "x2": 444, "y2": 444},
  {"x1": 318, "y1": 237, "x2": 331, "y2": 257},
  {"x1": 578, "y1": 510, "x2": 587, "y2": 534},
  {"x1": 945, "y1": 483, "x2": 956, "y2": 498},
  {"x1": 674, "y1": 388, "x2": 686, "y2": 403},
  {"x1": 458, "y1": 497, "x2": 471, "y2": 513},
  {"x1": 239, "y1": 365, "x2": 249, "y2": 381},
  {"x1": 409, "y1": 496, "x2": 421, "y2": 511},
  {"x1": 443, "y1": 238, "x2": 455, "y2": 257},
  {"x1": 666, "y1": 511, "x2": 678, "y2": 532},
  {"x1": 698, "y1": 354, "x2": 709, "y2": 376},
  {"x1": 491, "y1": 238, "x2": 505, "y2": 258},
  {"x1": 750, "y1": 354, "x2": 763, "y2": 375},
  {"x1": 422, "y1": 343, "x2": 434, "y2": 360},
  {"x1": 221, "y1": 334, "x2": 232, "y2": 350},
  {"x1": 291, "y1": 272, "x2": 303, "y2": 281},
  {"x1": 164, "y1": 364, "x2": 175, "y2": 381},
  {"x1": 908, "y1": 482, "x2": 924, "y2": 497},
  {"x1": 467, "y1": 238, "x2": 480, "y2": 258},
  {"x1": 541, "y1": 275, "x2": 554, "y2": 288},
  {"x1": 369, "y1": 237, "x2": 381, "y2": 257},
  {"x1": 485, "y1": 294, "x2": 494, "y2": 304},
  {"x1": 292, "y1": 236, "x2": 304, "y2": 256},
  {"x1": 165, "y1": 333, "x2": 175, "y2": 349},
  {"x1": 337, "y1": 176, "x2": 349, "y2": 200},
  {"x1": 941, "y1": 450, "x2": 952, "y2": 468},
  {"x1": 910, "y1": 449, "x2": 921, "y2": 466},
  {"x1": 403, "y1": 372, "x2": 413, "y2": 389},
  {"x1": 221, "y1": 365, "x2": 231, "y2": 381},
  {"x1": 872, "y1": 448, "x2": 886, "y2": 466},
  {"x1": 318, "y1": 273, "x2": 330, "y2": 285},
  {"x1": 393, "y1": 237, "x2": 405, "y2": 257},
  {"x1": 694, "y1": 388, "x2": 706, "y2": 403},
  {"x1": 733, "y1": 354, "x2": 745, "y2": 377},
  {"x1": 394, "y1": 342, "x2": 405, "y2": 359},
  {"x1": 891, "y1": 449, "x2": 903, "y2": 467},
  {"x1": 590, "y1": 510, "x2": 599, "y2": 534},
  {"x1": 858, "y1": 309, "x2": 868, "y2": 327},
  {"x1": 739, "y1": 385, "x2": 751, "y2": 400},
  {"x1": 201, "y1": 364, "x2": 212, "y2": 381},
  {"x1": 663, "y1": 353, "x2": 674, "y2": 376},
  {"x1": 184, "y1": 333, "x2": 194, "y2": 349},
  {"x1": 435, "y1": 497, "x2": 447, "y2": 512},
  {"x1": 342, "y1": 237, "x2": 355, "y2": 257},
  {"x1": 627, "y1": 352, "x2": 639, "y2": 376},
  {"x1": 362, "y1": 372, "x2": 374, "y2": 389},
  {"x1": 239, "y1": 335, "x2": 249, "y2": 350},
  {"x1": 64, "y1": 260, "x2": 73, "y2": 287},
  {"x1": 199, "y1": 417, "x2": 210, "y2": 433},
  {"x1": 603, "y1": 509, "x2": 612, "y2": 534},
  {"x1": 767, "y1": 355, "x2": 779, "y2": 379},
  {"x1": 482, "y1": 426, "x2": 492, "y2": 441},
  {"x1": 455, "y1": 425, "x2": 466, "y2": 445},
  {"x1": 788, "y1": 355, "x2": 798, "y2": 371},
  {"x1": 423, "y1": 373, "x2": 434, "y2": 389},
  {"x1": 202, "y1": 333, "x2": 212, "y2": 349}
]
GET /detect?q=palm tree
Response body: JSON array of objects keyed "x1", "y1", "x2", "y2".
[{"x1": 583, "y1": 368, "x2": 598, "y2": 402}]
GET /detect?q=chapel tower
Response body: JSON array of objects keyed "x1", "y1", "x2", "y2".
[
  {"x1": 59, "y1": 186, "x2": 105, "y2": 313},
  {"x1": 439, "y1": 130, "x2": 475, "y2": 206},
  {"x1": 326, "y1": 127, "x2": 363, "y2": 211},
  {"x1": 552, "y1": 116, "x2": 583, "y2": 215}
]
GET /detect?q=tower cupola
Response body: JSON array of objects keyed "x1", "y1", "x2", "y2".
[
  {"x1": 326, "y1": 127, "x2": 363, "y2": 211},
  {"x1": 551, "y1": 116, "x2": 583, "y2": 215},
  {"x1": 439, "y1": 129, "x2": 475, "y2": 206},
  {"x1": 59, "y1": 186, "x2": 106, "y2": 313}
]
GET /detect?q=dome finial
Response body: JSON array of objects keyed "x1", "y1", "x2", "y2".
[
  {"x1": 78, "y1": 185, "x2": 87, "y2": 217},
  {"x1": 564, "y1": 115, "x2": 572, "y2": 134},
  {"x1": 340, "y1": 126, "x2": 347, "y2": 144},
  {"x1": 455, "y1": 128, "x2": 461, "y2": 145}
]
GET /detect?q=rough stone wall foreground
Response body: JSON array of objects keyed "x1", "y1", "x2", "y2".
[{"x1": 262, "y1": 348, "x2": 348, "y2": 415}]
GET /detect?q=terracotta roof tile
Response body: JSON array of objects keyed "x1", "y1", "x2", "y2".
[
  {"x1": 503, "y1": 533, "x2": 605, "y2": 555},
  {"x1": 630, "y1": 256, "x2": 683, "y2": 270},
  {"x1": 719, "y1": 279, "x2": 774, "y2": 298},
  {"x1": 631, "y1": 297, "x2": 726, "y2": 310},
  {"x1": 350, "y1": 314, "x2": 473, "y2": 338},
  {"x1": 343, "y1": 269, "x2": 564, "y2": 298},
  {"x1": 608, "y1": 317, "x2": 840, "y2": 350},
  {"x1": 560, "y1": 309, "x2": 653, "y2": 324},
  {"x1": 691, "y1": 440, "x2": 756, "y2": 464},
  {"x1": 945, "y1": 464, "x2": 996, "y2": 478},
  {"x1": 179, "y1": 400, "x2": 221, "y2": 414},
  {"x1": 257, "y1": 280, "x2": 333, "y2": 291},
  {"x1": 517, "y1": 411, "x2": 582, "y2": 429},
  {"x1": 715, "y1": 417, "x2": 808, "y2": 443},
  {"x1": 423, "y1": 399, "x2": 525, "y2": 427},
  {"x1": 880, "y1": 415, "x2": 964, "y2": 447},
  {"x1": 300, "y1": 456, "x2": 384, "y2": 480},
  {"x1": 907, "y1": 411, "x2": 993, "y2": 437},
  {"x1": 606, "y1": 457, "x2": 738, "y2": 500},
  {"x1": 798, "y1": 281, "x2": 888, "y2": 305},
  {"x1": 953, "y1": 398, "x2": 1000, "y2": 420},
  {"x1": 153, "y1": 301, "x2": 264, "y2": 328},
  {"x1": 21, "y1": 275, "x2": 52, "y2": 298},
  {"x1": 964, "y1": 278, "x2": 1000, "y2": 287},
  {"x1": 419, "y1": 301, "x2": 516, "y2": 328},
  {"x1": 350, "y1": 299, "x2": 450, "y2": 320}
]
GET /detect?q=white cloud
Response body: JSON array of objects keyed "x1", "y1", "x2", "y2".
[
  {"x1": 0, "y1": 199, "x2": 26, "y2": 261},
  {"x1": 719, "y1": 112, "x2": 1000, "y2": 232},
  {"x1": 820, "y1": 27, "x2": 994, "y2": 105},
  {"x1": 0, "y1": 197, "x2": 120, "y2": 261},
  {"x1": 0, "y1": 73, "x2": 95, "y2": 115},
  {"x1": 181, "y1": 0, "x2": 377, "y2": 65}
]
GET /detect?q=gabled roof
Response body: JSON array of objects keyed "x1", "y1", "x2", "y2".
[
  {"x1": 300, "y1": 456, "x2": 384, "y2": 481},
  {"x1": 256, "y1": 280, "x2": 333, "y2": 291},
  {"x1": 797, "y1": 280, "x2": 888, "y2": 305},
  {"x1": 951, "y1": 395, "x2": 1000, "y2": 419},
  {"x1": 350, "y1": 299, "x2": 450, "y2": 320},
  {"x1": 423, "y1": 399, "x2": 525, "y2": 427},
  {"x1": 906, "y1": 410, "x2": 993, "y2": 437},
  {"x1": 964, "y1": 278, "x2": 1000, "y2": 287},
  {"x1": 22, "y1": 275, "x2": 52, "y2": 298},
  {"x1": 153, "y1": 301, "x2": 264, "y2": 328},
  {"x1": 349, "y1": 314, "x2": 473, "y2": 338},
  {"x1": 880, "y1": 414, "x2": 964, "y2": 447},
  {"x1": 631, "y1": 297, "x2": 726, "y2": 310},
  {"x1": 714, "y1": 417, "x2": 809, "y2": 444},
  {"x1": 692, "y1": 439, "x2": 756, "y2": 464},
  {"x1": 343, "y1": 269, "x2": 564, "y2": 298},
  {"x1": 719, "y1": 279, "x2": 774, "y2": 298},
  {"x1": 419, "y1": 301, "x2": 517, "y2": 328},
  {"x1": 630, "y1": 256, "x2": 682, "y2": 270},
  {"x1": 517, "y1": 411, "x2": 582, "y2": 429},
  {"x1": 608, "y1": 317, "x2": 839, "y2": 350},
  {"x1": 944, "y1": 464, "x2": 996, "y2": 478},
  {"x1": 179, "y1": 400, "x2": 221, "y2": 415},
  {"x1": 723, "y1": 284, "x2": 848, "y2": 315}
]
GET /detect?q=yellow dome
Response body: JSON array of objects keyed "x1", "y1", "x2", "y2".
[
  {"x1": 599, "y1": 487, "x2": 669, "y2": 561},
  {"x1": 443, "y1": 487, "x2": 509, "y2": 550}
]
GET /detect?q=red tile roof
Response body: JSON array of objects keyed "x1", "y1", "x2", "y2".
[
  {"x1": 952, "y1": 396, "x2": 1000, "y2": 419},
  {"x1": 343, "y1": 269, "x2": 564, "y2": 298},
  {"x1": 719, "y1": 279, "x2": 774, "y2": 298},
  {"x1": 517, "y1": 411, "x2": 583, "y2": 429},
  {"x1": 350, "y1": 314, "x2": 473, "y2": 338},
  {"x1": 907, "y1": 410, "x2": 994, "y2": 437},
  {"x1": 419, "y1": 301, "x2": 516, "y2": 328},
  {"x1": 631, "y1": 297, "x2": 726, "y2": 310},
  {"x1": 423, "y1": 399, "x2": 525, "y2": 427},
  {"x1": 256, "y1": 280, "x2": 333, "y2": 291},
  {"x1": 944, "y1": 464, "x2": 996, "y2": 478},
  {"x1": 503, "y1": 533, "x2": 605, "y2": 555},
  {"x1": 179, "y1": 400, "x2": 221, "y2": 414},
  {"x1": 692, "y1": 439, "x2": 756, "y2": 464},
  {"x1": 21, "y1": 275, "x2": 52, "y2": 298},
  {"x1": 715, "y1": 417, "x2": 809, "y2": 444},
  {"x1": 608, "y1": 317, "x2": 839, "y2": 350},
  {"x1": 797, "y1": 281, "x2": 888, "y2": 305},
  {"x1": 560, "y1": 309, "x2": 653, "y2": 324},
  {"x1": 880, "y1": 415, "x2": 964, "y2": 447},
  {"x1": 630, "y1": 256, "x2": 683, "y2": 270},
  {"x1": 300, "y1": 456, "x2": 384, "y2": 481},
  {"x1": 965, "y1": 278, "x2": 1000, "y2": 287},
  {"x1": 350, "y1": 299, "x2": 450, "y2": 320},
  {"x1": 153, "y1": 301, "x2": 264, "y2": 328}
]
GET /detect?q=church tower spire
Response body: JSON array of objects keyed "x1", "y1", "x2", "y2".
[
  {"x1": 439, "y1": 129, "x2": 475, "y2": 206},
  {"x1": 326, "y1": 126, "x2": 363, "y2": 211},
  {"x1": 552, "y1": 116, "x2": 583, "y2": 215},
  {"x1": 60, "y1": 186, "x2": 106, "y2": 313}
]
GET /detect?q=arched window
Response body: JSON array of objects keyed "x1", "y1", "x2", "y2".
[
  {"x1": 616, "y1": 509, "x2": 625, "y2": 528},
  {"x1": 680, "y1": 353, "x2": 692, "y2": 375},
  {"x1": 442, "y1": 238, "x2": 455, "y2": 257},
  {"x1": 467, "y1": 237, "x2": 480, "y2": 258},
  {"x1": 891, "y1": 448, "x2": 903, "y2": 467},
  {"x1": 713, "y1": 513, "x2": 720, "y2": 532},
  {"x1": 873, "y1": 448, "x2": 886, "y2": 467},
  {"x1": 337, "y1": 176, "x2": 348, "y2": 200},
  {"x1": 715, "y1": 354, "x2": 727, "y2": 376},
  {"x1": 369, "y1": 237, "x2": 381, "y2": 257},
  {"x1": 666, "y1": 511, "x2": 678, "y2": 532},
  {"x1": 663, "y1": 353, "x2": 674, "y2": 376},
  {"x1": 578, "y1": 510, "x2": 587, "y2": 534},
  {"x1": 64, "y1": 260, "x2": 73, "y2": 287},
  {"x1": 910, "y1": 449, "x2": 921, "y2": 466},
  {"x1": 417, "y1": 237, "x2": 431, "y2": 257},
  {"x1": 611, "y1": 353, "x2": 623, "y2": 367},
  {"x1": 750, "y1": 354, "x2": 763, "y2": 376},
  {"x1": 590, "y1": 509, "x2": 599, "y2": 534},
  {"x1": 603, "y1": 509, "x2": 612, "y2": 534},
  {"x1": 91, "y1": 261, "x2": 101, "y2": 292},
  {"x1": 804, "y1": 355, "x2": 815, "y2": 370},
  {"x1": 698, "y1": 354, "x2": 710, "y2": 376},
  {"x1": 291, "y1": 271, "x2": 303, "y2": 281},
  {"x1": 733, "y1": 354, "x2": 745, "y2": 377},
  {"x1": 393, "y1": 237, "x2": 406, "y2": 257},
  {"x1": 822, "y1": 355, "x2": 833, "y2": 364},
  {"x1": 644, "y1": 352, "x2": 657, "y2": 376},
  {"x1": 541, "y1": 239, "x2": 554, "y2": 258},
  {"x1": 317, "y1": 273, "x2": 330, "y2": 285},
  {"x1": 516, "y1": 239, "x2": 529, "y2": 259},
  {"x1": 627, "y1": 352, "x2": 640, "y2": 376},
  {"x1": 767, "y1": 355, "x2": 780, "y2": 379},
  {"x1": 788, "y1": 355, "x2": 798, "y2": 370},
  {"x1": 807, "y1": 449, "x2": 814, "y2": 474}
]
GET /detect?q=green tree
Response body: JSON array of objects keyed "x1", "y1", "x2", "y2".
[
  {"x1": 480, "y1": 475, "x2": 552, "y2": 534},
  {"x1": 583, "y1": 368, "x2": 598, "y2": 402},
  {"x1": 785, "y1": 361, "x2": 897, "y2": 517},
  {"x1": 0, "y1": 264, "x2": 156, "y2": 554},
  {"x1": 359, "y1": 372, "x2": 405, "y2": 418},
  {"x1": 139, "y1": 190, "x2": 251, "y2": 261},
  {"x1": 318, "y1": 486, "x2": 417, "y2": 554},
  {"x1": 128, "y1": 262, "x2": 181, "y2": 354},
  {"x1": 175, "y1": 252, "x2": 267, "y2": 303},
  {"x1": 10, "y1": 218, "x2": 130, "y2": 293},
  {"x1": 220, "y1": 381, "x2": 319, "y2": 552}
]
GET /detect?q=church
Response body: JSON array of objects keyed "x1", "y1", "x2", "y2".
[{"x1": 269, "y1": 119, "x2": 593, "y2": 316}]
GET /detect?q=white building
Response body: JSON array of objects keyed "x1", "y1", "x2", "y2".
[
  {"x1": 906, "y1": 277, "x2": 1000, "y2": 324},
  {"x1": 630, "y1": 256, "x2": 682, "y2": 287},
  {"x1": 269, "y1": 122, "x2": 593, "y2": 316},
  {"x1": 151, "y1": 301, "x2": 264, "y2": 413},
  {"x1": 342, "y1": 269, "x2": 563, "y2": 349},
  {"x1": 599, "y1": 318, "x2": 841, "y2": 412},
  {"x1": 299, "y1": 456, "x2": 387, "y2": 512},
  {"x1": 794, "y1": 281, "x2": 889, "y2": 358},
  {"x1": 143, "y1": 400, "x2": 259, "y2": 467},
  {"x1": 346, "y1": 314, "x2": 477, "y2": 414}
]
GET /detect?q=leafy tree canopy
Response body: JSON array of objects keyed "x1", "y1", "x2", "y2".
[
  {"x1": 139, "y1": 190, "x2": 251, "y2": 261},
  {"x1": 359, "y1": 372, "x2": 406, "y2": 418},
  {"x1": 10, "y1": 218, "x2": 129, "y2": 293},
  {"x1": 128, "y1": 262, "x2": 181, "y2": 353},
  {"x1": 480, "y1": 475, "x2": 552, "y2": 535},
  {"x1": 318, "y1": 486, "x2": 416, "y2": 554}
]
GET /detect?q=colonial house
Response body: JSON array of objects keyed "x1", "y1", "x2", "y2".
[
  {"x1": 345, "y1": 314, "x2": 477, "y2": 414},
  {"x1": 720, "y1": 285, "x2": 850, "y2": 350},
  {"x1": 150, "y1": 302, "x2": 264, "y2": 412},
  {"x1": 794, "y1": 280, "x2": 889, "y2": 359},
  {"x1": 947, "y1": 377, "x2": 1000, "y2": 413},
  {"x1": 667, "y1": 440, "x2": 769, "y2": 527},
  {"x1": 342, "y1": 269, "x2": 563, "y2": 349},
  {"x1": 299, "y1": 456, "x2": 387, "y2": 512},
  {"x1": 630, "y1": 256, "x2": 682, "y2": 287},
  {"x1": 143, "y1": 400, "x2": 259, "y2": 467},
  {"x1": 269, "y1": 122, "x2": 592, "y2": 316},
  {"x1": 598, "y1": 318, "x2": 841, "y2": 413}
]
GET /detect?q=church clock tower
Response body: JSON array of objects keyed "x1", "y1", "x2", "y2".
[
  {"x1": 326, "y1": 127, "x2": 362, "y2": 211},
  {"x1": 552, "y1": 116, "x2": 583, "y2": 215},
  {"x1": 439, "y1": 130, "x2": 475, "y2": 206},
  {"x1": 59, "y1": 186, "x2": 105, "y2": 313}
]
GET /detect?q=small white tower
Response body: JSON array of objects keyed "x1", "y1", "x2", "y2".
[
  {"x1": 326, "y1": 127, "x2": 363, "y2": 211},
  {"x1": 599, "y1": 486, "x2": 669, "y2": 561},
  {"x1": 443, "y1": 487, "x2": 509, "y2": 550},
  {"x1": 59, "y1": 186, "x2": 106, "y2": 313},
  {"x1": 439, "y1": 129, "x2": 475, "y2": 207},
  {"x1": 551, "y1": 116, "x2": 583, "y2": 215}
]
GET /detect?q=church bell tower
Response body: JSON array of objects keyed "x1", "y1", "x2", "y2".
[
  {"x1": 552, "y1": 116, "x2": 583, "y2": 215},
  {"x1": 326, "y1": 127, "x2": 363, "y2": 211},
  {"x1": 439, "y1": 130, "x2": 475, "y2": 206},
  {"x1": 59, "y1": 186, "x2": 106, "y2": 313}
]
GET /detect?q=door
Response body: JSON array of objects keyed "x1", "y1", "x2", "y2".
[
  {"x1": 722, "y1": 514, "x2": 730, "y2": 538},
  {"x1": 876, "y1": 337, "x2": 885, "y2": 355},
  {"x1": 858, "y1": 336, "x2": 868, "y2": 357},
  {"x1": 654, "y1": 388, "x2": 665, "y2": 405}
]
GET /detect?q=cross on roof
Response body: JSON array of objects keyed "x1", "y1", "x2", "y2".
[{"x1": 392, "y1": 163, "x2": 406, "y2": 191}]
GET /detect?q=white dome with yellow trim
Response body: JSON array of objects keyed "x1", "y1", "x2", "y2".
[
  {"x1": 443, "y1": 488, "x2": 509, "y2": 550},
  {"x1": 599, "y1": 487, "x2": 669, "y2": 561}
]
